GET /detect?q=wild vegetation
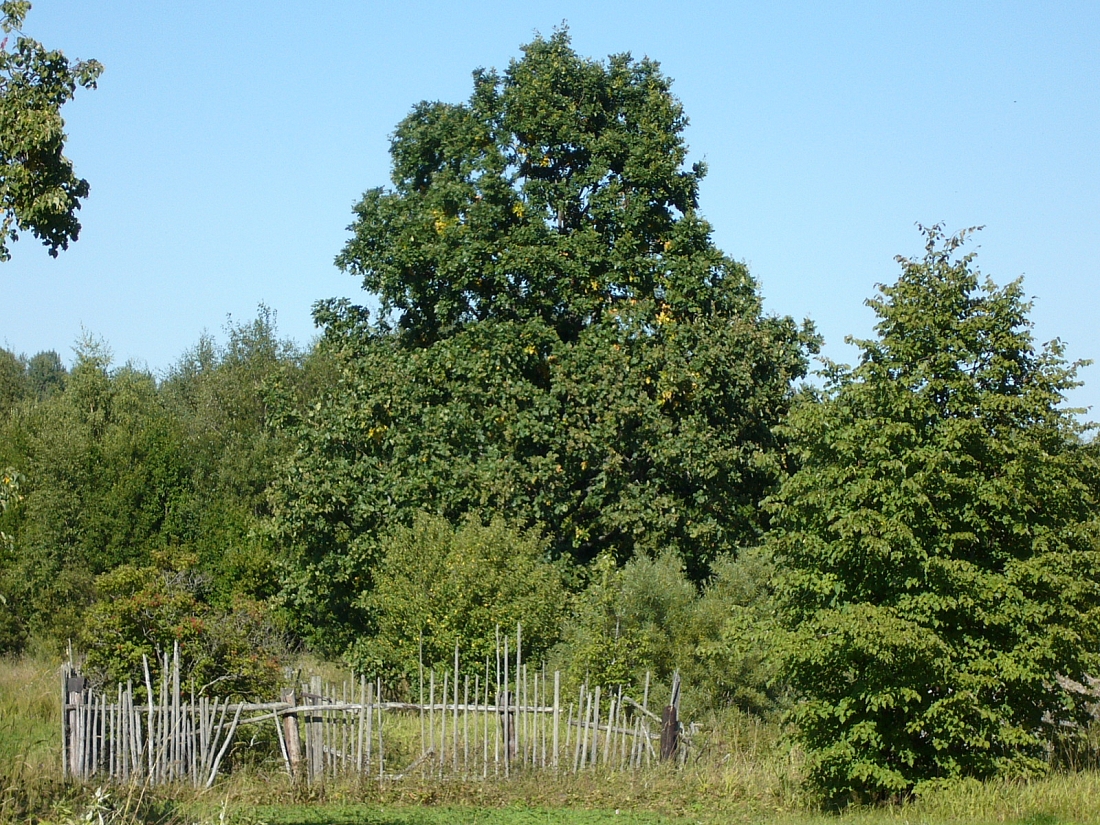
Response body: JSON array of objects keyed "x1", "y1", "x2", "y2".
[{"x1": 1, "y1": 25, "x2": 1099, "y2": 825}]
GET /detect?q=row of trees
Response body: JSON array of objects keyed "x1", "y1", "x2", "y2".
[
  {"x1": 0, "y1": 311, "x2": 311, "y2": 693},
  {"x1": 3, "y1": 26, "x2": 1098, "y2": 805}
]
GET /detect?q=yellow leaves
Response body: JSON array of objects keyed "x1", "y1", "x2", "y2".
[
  {"x1": 512, "y1": 202, "x2": 526, "y2": 219},
  {"x1": 430, "y1": 208, "x2": 457, "y2": 234},
  {"x1": 523, "y1": 344, "x2": 538, "y2": 356},
  {"x1": 367, "y1": 424, "x2": 388, "y2": 443}
]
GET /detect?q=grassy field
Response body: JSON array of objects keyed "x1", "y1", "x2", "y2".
[{"x1": 4, "y1": 653, "x2": 1100, "y2": 825}]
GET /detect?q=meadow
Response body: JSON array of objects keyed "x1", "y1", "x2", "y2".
[{"x1": 5, "y1": 653, "x2": 1100, "y2": 825}]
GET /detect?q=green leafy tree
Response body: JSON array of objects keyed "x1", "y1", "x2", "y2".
[
  {"x1": 7, "y1": 342, "x2": 191, "y2": 642},
  {"x1": 24, "y1": 348, "x2": 65, "y2": 397},
  {"x1": 272, "y1": 30, "x2": 815, "y2": 657},
  {"x1": 355, "y1": 513, "x2": 565, "y2": 685},
  {"x1": 0, "y1": 1, "x2": 102, "y2": 260},
  {"x1": 0, "y1": 313, "x2": 308, "y2": 651},
  {"x1": 160, "y1": 308, "x2": 306, "y2": 604},
  {"x1": 768, "y1": 227, "x2": 1100, "y2": 802},
  {"x1": 0, "y1": 347, "x2": 25, "y2": 411}
]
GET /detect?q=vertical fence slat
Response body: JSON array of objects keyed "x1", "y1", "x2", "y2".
[
  {"x1": 553, "y1": 671, "x2": 560, "y2": 772},
  {"x1": 376, "y1": 677, "x2": 383, "y2": 780},
  {"x1": 463, "y1": 674, "x2": 470, "y2": 776},
  {"x1": 453, "y1": 642, "x2": 459, "y2": 774},
  {"x1": 365, "y1": 678, "x2": 373, "y2": 777},
  {"x1": 357, "y1": 675, "x2": 366, "y2": 774}
]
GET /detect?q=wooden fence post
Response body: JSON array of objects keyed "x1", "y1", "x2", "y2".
[
  {"x1": 659, "y1": 705, "x2": 678, "y2": 762},
  {"x1": 281, "y1": 688, "x2": 303, "y2": 779},
  {"x1": 660, "y1": 671, "x2": 681, "y2": 763},
  {"x1": 65, "y1": 672, "x2": 86, "y2": 779}
]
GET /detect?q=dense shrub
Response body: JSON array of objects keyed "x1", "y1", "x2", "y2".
[
  {"x1": 79, "y1": 551, "x2": 285, "y2": 700},
  {"x1": 351, "y1": 513, "x2": 567, "y2": 686},
  {"x1": 552, "y1": 549, "x2": 782, "y2": 717}
]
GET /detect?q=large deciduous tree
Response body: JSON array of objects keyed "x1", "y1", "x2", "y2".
[
  {"x1": 769, "y1": 226, "x2": 1100, "y2": 802},
  {"x1": 0, "y1": 1, "x2": 102, "y2": 260},
  {"x1": 271, "y1": 31, "x2": 816, "y2": 660}
]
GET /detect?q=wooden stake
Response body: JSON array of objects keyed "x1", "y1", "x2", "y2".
[
  {"x1": 357, "y1": 675, "x2": 366, "y2": 774},
  {"x1": 376, "y1": 677, "x2": 383, "y2": 780},
  {"x1": 453, "y1": 641, "x2": 459, "y2": 774},
  {"x1": 553, "y1": 671, "x2": 561, "y2": 771},
  {"x1": 440, "y1": 670, "x2": 448, "y2": 775},
  {"x1": 463, "y1": 674, "x2": 469, "y2": 776}
]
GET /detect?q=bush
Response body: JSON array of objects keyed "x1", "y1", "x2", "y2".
[
  {"x1": 79, "y1": 550, "x2": 285, "y2": 700},
  {"x1": 552, "y1": 549, "x2": 783, "y2": 718},
  {"x1": 352, "y1": 513, "x2": 567, "y2": 686}
]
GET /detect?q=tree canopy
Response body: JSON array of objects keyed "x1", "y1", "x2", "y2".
[
  {"x1": 768, "y1": 226, "x2": 1100, "y2": 801},
  {"x1": 336, "y1": 29, "x2": 749, "y2": 343},
  {"x1": 0, "y1": 1, "x2": 102, "y2": 260},
  {"x1": 271, "y1": 30, "x2": 816, "y2": 660}
]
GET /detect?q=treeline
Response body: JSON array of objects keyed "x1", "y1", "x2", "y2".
[
  {"x1": 3, "y1": 29, "x2": 1100, "y2": 804},
  {"x1": 0, "y1": 311, "x2": 321, "y2": 695}
]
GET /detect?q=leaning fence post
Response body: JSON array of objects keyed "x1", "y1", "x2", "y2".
[{"x1": 281, "y1": 688, "x2": 303, "y2": 779}]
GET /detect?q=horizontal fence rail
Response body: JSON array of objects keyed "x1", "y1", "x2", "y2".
[{"x1": 63, "y1": 627, "x2": 688, "y2": 785}]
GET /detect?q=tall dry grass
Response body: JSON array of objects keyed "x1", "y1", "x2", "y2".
[{"x1": 0, "y1": 653, "x2": 68, "y2": 821}]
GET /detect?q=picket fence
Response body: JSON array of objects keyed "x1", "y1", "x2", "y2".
[{"x1": 62, "y1": 628, "x2": 687, "y2": 785}]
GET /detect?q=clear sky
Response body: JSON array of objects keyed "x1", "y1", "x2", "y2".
[{"x1": 2, "y1": 1, "x2": 1098, "y2": 415}]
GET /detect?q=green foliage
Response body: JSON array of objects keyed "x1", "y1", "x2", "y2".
[
  {"x1": 0, "y1": 1, "x2": 103, "y2": 260},
  {"x1": 554, "y1": 552, "x2": 691, "y2": 695},
  {"x1": 5, "y1": 341, "x2": 189, "y2": 643},
  {"x1": 553, "y1": 548, "x2": 783, "y2": 718},
  {"x1": 336, "y1": 28, "x2": 740, "y2": 344},
  {"x1": 159, "y1": 307, "x2": 308, "y2": 605},
  {"x1": 353, "y1": 513, "x2": 566, "y2": 684},
  {"x1": 768, "y1": 226, "x2": 1100, "y2": 802},
  {"x1": 23, "y1": 349, "x2": 64, "y2": 398},
  {"x1": 0, "y1": 347, "x2": 67, "y2": 417},
  {"x1": 273, "y1": 30, "x2": 814, "y2": 657},
  {"x1": 0, "y1": 310, "x2": 309, "y2": 652},
  {"x1": 0, "y1": 466, "x2": 23, "y2": 651},
  {"x1": 692, "y1": 548, "x2": 786, "y2": 715},
  {"x1": 79, "y1": 550, "x2": 284, "y2": 700},
  {"x1": 0, "y1": 349, "x2": 23, "y2": 412}
]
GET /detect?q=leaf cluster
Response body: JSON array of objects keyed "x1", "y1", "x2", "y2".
[
  {"x1": 0, "y1": 0, "x2": 102, "y2": 260},
  {"x1": 352, "y1": 513, "x2": 566, "y2": 687}
]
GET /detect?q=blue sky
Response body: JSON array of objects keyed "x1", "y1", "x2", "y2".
[{"x1": 2, "y1": 1, "x2": 1098, "y2": 415}]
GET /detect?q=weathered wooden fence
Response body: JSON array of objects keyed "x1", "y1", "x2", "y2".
[{"x1": 63, "y1": 628, "x2": 687, "y2": 785}]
